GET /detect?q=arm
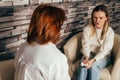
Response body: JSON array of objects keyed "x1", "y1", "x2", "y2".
[
  {"x1": 94, "y1": 28, "x2": 114, "y2": 61},
  {"x1": 81, "y1": 26, "x2": 91, "y2": 59}
]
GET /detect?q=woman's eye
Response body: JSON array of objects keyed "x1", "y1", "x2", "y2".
[{"x1": 93, "y1": 17, "x2": 97, "y2": 19}]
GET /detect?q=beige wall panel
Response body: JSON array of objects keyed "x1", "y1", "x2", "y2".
[
  {"x1": 39, "y1": 0, "x2": 52, "y2": 3},
  {"x1": 30, "y1": 0, "x2": 39, "y2": 4},
  {"x1": 13, "y1": 0, "x2": 29, "y2": 6},
  {"x1": 52, "y1": 0, "x2": 62, "y2": 2},
  {"x1": 0, "y1": 1, "x2": 12, "y2": 6}
]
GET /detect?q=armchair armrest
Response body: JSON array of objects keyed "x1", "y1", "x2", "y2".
[
  {"x1": 64, "y1": 35, "x2": 78, "y2": 62},
  {"x1": 0, "y1": 59, "x2": 15, "y2": 80},
  {"x1": 63, "y1": 32, "x2": 83, "y2": 78},
  {"x1": 111, "y1": 50, "x2": 120, "y2": 80},
  {"x1": 111, "y1": 34, "x2": 120, "y2": 80},
  {"x1": 63, "y1": 32, "x2": 82, "y2": 62}
]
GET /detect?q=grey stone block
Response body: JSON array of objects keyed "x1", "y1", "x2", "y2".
[
  {"x1": 13, "y1": 0, "x2": 29, "y2": 6},
  {"x1": 0, "y1": 27, "x2": 14, "y2": 32},
  {"x1": 0, "y1": 15, "x2": 29, "y2": 23},
  {"x1": 0, "y1": 31, "x2": 11, "y2": 39},
  {"x1": 0, "y1": 1, "x2": 12, "y2": 7},
  {"x1": 6, "y1": 39, "x2": 26, "y2": 49},
  {"x1": 30, "y1": 0, "x2": 39, "y2": 4},
  {"x1": 0, "y1": 19, "x2": 30, "y2": 28}
]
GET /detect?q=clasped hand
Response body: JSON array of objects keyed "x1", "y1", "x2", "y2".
[{"x1": 81, "y1": 55, "x2": 96, "y2": 69}]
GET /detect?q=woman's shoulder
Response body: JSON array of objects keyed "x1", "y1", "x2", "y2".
[
  {"x1": 83, "y1": 25, "x2": 91, "y2": 34},
  {"x1": 46, "y1": 43, "x2": 67, "y2": 62},
  {"x1": 105, "y1": 27, "x2": 115, "y2": 38},
  {"x1": 36, "y1": 43, "x2": 67, "y2": 60},
  {"x1": 107, "y1": 27, "x2": 114, "y2": 34},
  {"x1": 108, "y1": 27, "x2": 114, "y2": 31}
]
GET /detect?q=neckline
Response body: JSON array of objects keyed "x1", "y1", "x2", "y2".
[{"x1": 48, "y1": 42, "x2": 56, "y2": 48}]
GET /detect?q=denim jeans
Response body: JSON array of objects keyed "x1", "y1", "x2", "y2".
[{"x1": 77, "y1": 54, "x2": 111, "y2": 80}]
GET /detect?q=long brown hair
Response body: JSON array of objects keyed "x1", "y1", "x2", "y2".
[
  {"x1": 90, "y1": 4, "x2": 109, "y2": 40},
  {"x1": 27, "y1": 4, "x2": 66, "y2": 45}
]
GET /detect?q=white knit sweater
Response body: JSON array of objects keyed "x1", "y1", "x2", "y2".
[{"x1": 82, "y1": 25, "x2": 114, "y2": 61}]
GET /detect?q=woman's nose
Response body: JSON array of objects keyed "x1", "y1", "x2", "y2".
[{"x1": 96, "y1": 19, "x2": 100, "y2": 23}]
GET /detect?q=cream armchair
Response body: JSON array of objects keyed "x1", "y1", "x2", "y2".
[
  {"x1": 64, "y1": 32, "x2": 120, "y2": 80},
  {"x1": 0, "y1": 59, "x2": 14, "y2": 80}
]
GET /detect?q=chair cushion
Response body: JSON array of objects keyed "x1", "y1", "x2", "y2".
[{"x1": 100, "y1": 65, "x2": 112, "y2": 80}]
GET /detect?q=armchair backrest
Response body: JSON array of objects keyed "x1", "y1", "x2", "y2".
[{"x1": 112, "y1": 34, "x2": 120, "y2": 61}]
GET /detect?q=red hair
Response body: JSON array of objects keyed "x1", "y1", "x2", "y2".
[{"x1": 27, "y1": 4, "x2": 66, "y2": 45}]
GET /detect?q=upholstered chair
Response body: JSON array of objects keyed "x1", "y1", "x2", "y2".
[
  {"x1": 0, "y1": 59, "x2": 14, "y2": 80},
  {"x1": 64, "y1": 32, "x2": 120, "y2": 80}
]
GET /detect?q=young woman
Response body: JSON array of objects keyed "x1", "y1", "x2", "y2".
[
  {"x1": 14, "y1": 4, "x2": 70, "y2": 80},
  {"x1": 77, "y1": 4, "x2": 114, "y2": 80}
]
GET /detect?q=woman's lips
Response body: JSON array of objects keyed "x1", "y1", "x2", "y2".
[{"x1": 95, "y1": 23, "x2": 99, "y2": 25}]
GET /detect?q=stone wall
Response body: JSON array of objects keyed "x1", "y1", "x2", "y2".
[{"x1": 0, "y1": 0, "x2": 120, "y2": 61}]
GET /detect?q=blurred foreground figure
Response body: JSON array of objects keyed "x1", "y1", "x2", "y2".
[{"x1": 14, "y1": 4, "x2": 70, "y2": 80}]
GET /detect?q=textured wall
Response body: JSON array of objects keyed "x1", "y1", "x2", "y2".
[{"x1": 0, "y1": 0, "x2": 120, "y2": 61}]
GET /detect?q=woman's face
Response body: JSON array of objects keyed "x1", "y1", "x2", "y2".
[{"x1": 93, "y1": 11, "x2": 107, "y2": 29}]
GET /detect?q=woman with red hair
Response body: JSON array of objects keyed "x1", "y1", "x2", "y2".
[{"x1": 14, "y1": 4, "x2": 70, "y2": 80}]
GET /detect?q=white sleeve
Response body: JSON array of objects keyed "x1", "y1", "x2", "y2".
[
  {"x1": 81, "y1": 26, "x2": 91, "y2": 57},
  {"x1": 14, "y1": 42, "x2": 27, "y2": 69},
  {"x1": 50, "y1": 56, "x2": 70, "y2": 80},
  {"x1": 94, "y1": 28, "x2": 114, "y2": 61}
]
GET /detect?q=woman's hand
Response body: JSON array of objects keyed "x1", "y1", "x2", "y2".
[
  {"x1": 82, "y1": 55, "x2": 89, "y2": 64},
  {"x1": 86, "y1": 58, "x2": 96, "y2": 69}
]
